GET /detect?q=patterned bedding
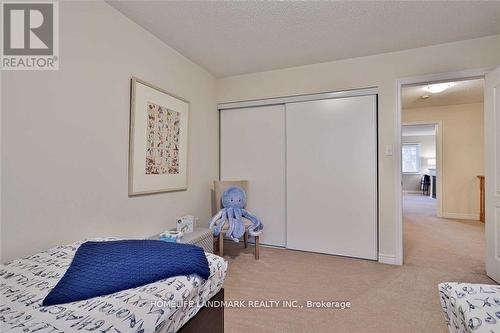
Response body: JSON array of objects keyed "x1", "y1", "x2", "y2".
[
  {"x1": 0, "y1": 239, "x2": 227, "y2": 333},
  {"x1": 439, "y1": 282, "x2": 500, "y2": 333}
]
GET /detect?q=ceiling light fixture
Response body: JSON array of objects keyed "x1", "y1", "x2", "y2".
[{"x1": 424, "y1": 82, "x2": 454, "y2": 94}]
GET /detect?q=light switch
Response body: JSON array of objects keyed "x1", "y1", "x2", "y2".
[{"x1": 385, "y1": 145, "x2": 393, "y2": 156}]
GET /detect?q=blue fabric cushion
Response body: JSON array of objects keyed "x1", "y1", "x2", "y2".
[{"x1": 42, "y1": 240, "x2": 210, "y2": 306}]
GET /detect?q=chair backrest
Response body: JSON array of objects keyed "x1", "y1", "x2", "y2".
[{"x1": 214, "y1": 180, "x2": 248, "y2": 211}]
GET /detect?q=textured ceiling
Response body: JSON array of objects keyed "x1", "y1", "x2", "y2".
[
  {"x1": 107, "y1": 1, "x2": 500, "y2": 77},
  {"x1": 402, "y1": 78, "x2": 484, "y2": 109}
]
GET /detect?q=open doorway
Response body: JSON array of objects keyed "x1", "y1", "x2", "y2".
[
  {"x1": 401, "y1": 78, "x2": 485, "y2": 267},
  {"x1": 402, "y1": 122, "x2": 439, "y2": 215}
]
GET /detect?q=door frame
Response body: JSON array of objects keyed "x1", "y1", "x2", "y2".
[
  {"x1": 484, "y1": 67, "x2": 500, "y2": 282},
  {"x1": 394, "y1": 67, "x2": 492, "y2": 265},
  {"x1": 401, "y1": 121, "x2": 443, "y2": 216}
]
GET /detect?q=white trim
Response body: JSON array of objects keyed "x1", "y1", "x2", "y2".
[
  {"x1": 0, "y1": 69, "x2": 2, "y2": 262},
  {"x1": 484, "y1": 67, "x2": 500, "y2": 282},
  {"x1": 403, "y1": 190, "x2": 424, "y2": 194},
  {"x1": 378, "y1": 253, "x2": 397, "y2": 265},
  {"x1": 395, "y1": 81, "x2": 403, "y2": 266},
  {"x1": 218, "y1": 87, "x2": 378, "y2": 110},
  {"x1": 226, "y1": 239, "x2": 286, "y2": 249},
  {"x1": 441, "y1": 212, "x2": 480, "y2": 221},
  {"x1": 257, "y1": 243, "x2": 285, "y2": 249},
  {"x1": 395, "y1": 68, "x2": 490, "y2": 267},
  {"x1": 398, "y1": 68, "x2": 492, "y2": 87}
]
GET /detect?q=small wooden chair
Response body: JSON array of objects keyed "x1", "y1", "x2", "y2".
[{"x1": 212, "y1": 180, "x2": 260, "y2": 260}]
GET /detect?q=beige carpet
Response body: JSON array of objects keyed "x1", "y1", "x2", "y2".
[{"x1": 221, "y1": 194, "x2": 493, "y2": 333}]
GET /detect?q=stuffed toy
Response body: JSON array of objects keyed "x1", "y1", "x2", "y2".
[{"x1": 209, "y1": 186, "x2": 263, "y2": 242}]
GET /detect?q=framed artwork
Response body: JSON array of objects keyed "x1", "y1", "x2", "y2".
[{"x1": 129, "y1": 77, "x2": 189, "y2": 195}]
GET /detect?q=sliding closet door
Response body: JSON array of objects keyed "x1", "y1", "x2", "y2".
[
  {"x1": 220, "y1": 105, "x2": 286, "y2": 247},
  {"x1": 286, "y1": 95, "x2": 378, "y2": 260}
]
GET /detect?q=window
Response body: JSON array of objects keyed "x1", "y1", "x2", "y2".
[{"x1": 402, "y1": 143, "x2": 420, "y2": 173}]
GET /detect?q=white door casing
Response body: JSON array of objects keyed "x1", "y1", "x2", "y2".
[{"x1": 485, "y1": 66, "x2": 500, "y2": 283}]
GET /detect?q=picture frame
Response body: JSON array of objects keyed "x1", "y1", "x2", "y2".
[{"x1": 129, "y1": 77, "x2": 189, "y2": 195}]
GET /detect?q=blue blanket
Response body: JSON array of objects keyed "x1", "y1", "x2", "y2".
[{"x1": 42, "y1": 240, "x2": 210, "y2": 306}]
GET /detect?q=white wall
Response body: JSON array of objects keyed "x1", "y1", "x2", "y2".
[
  {"x1": 217, "y1": 35, "x2": 500, "y2": 263},
  {"x1": 403, "y1": 103, "x2": 484, "y2": 220},
  {"x1": 2, "y1": 2, "x2": 498, "y2": 264},
  {"x1": 402, "y1": 134, "x2": 436, "y2": 192},
  {"x1": 1, "y1": 2, "x2": 218, "y2": 262}
]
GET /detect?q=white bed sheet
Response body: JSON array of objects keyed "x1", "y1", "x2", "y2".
[{"x1": 0, "y1": 239, "x2": 227, "y2": 333}]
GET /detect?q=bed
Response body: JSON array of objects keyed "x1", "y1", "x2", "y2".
[
  {"x1": 438, "y1": 282, "x2": 500, "y2": 333},
  {"x1": 0, "y1": 239, "x2": 227, "y2": 333}
]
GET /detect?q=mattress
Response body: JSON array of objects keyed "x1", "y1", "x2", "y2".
[
  {"x1": 0, "y1": 239, "x2": 227, "y2": 333},
  {"x1": 438, "y1": 282, "x2": 500, "y2": 333}
]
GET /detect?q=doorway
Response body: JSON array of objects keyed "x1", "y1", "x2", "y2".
[
  {"x1": 400, "y1": 78, "x2": 485, "y2": 266},
  {"x1": 402, "y1": 122, "x2": 440, "y2": 217}
]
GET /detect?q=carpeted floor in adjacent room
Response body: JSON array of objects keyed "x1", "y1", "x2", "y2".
[{"x1": 221, "y1": 193, "x2": 493, "y2": 333}]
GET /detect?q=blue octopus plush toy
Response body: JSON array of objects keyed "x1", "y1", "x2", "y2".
[{"x1": 209, "y1": 186, "x2": 263, "y2": 242}]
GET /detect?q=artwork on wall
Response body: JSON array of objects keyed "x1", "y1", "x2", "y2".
[
  {"x1": 145, "y1": 102, "x2": 181, "y2": 175},
  {"x1": 129, "y1": 77, "x2": 189, "y2": 195}
]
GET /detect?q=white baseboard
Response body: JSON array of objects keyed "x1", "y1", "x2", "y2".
[
  {"x1": 441, "y1": 212, "x2": 480, "y2": 220},
  {"x1": 378, "y1": 253, "x2": 398, "y2": 265},
  {"x1": 403, "y1": 190, "x2": 424, "y2": 194}
]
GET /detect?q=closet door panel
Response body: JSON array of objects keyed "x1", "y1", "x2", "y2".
[
  {"x1": 220, "y1": 105, "x2": 286, "y2": 247},
  {"x1": 286, "y1": 95, "x2": 378, "y2": 260}
]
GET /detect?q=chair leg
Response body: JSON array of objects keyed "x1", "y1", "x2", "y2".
[
  {"x1": 255, "y1": 236, "x2": 259, "y2": 260},
  {"x1": 244, "y1": 231, "x2": 248, "y2": 248},
  {"x1": 219, "y1": 235, "x2": 224, "y2": 257}
]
